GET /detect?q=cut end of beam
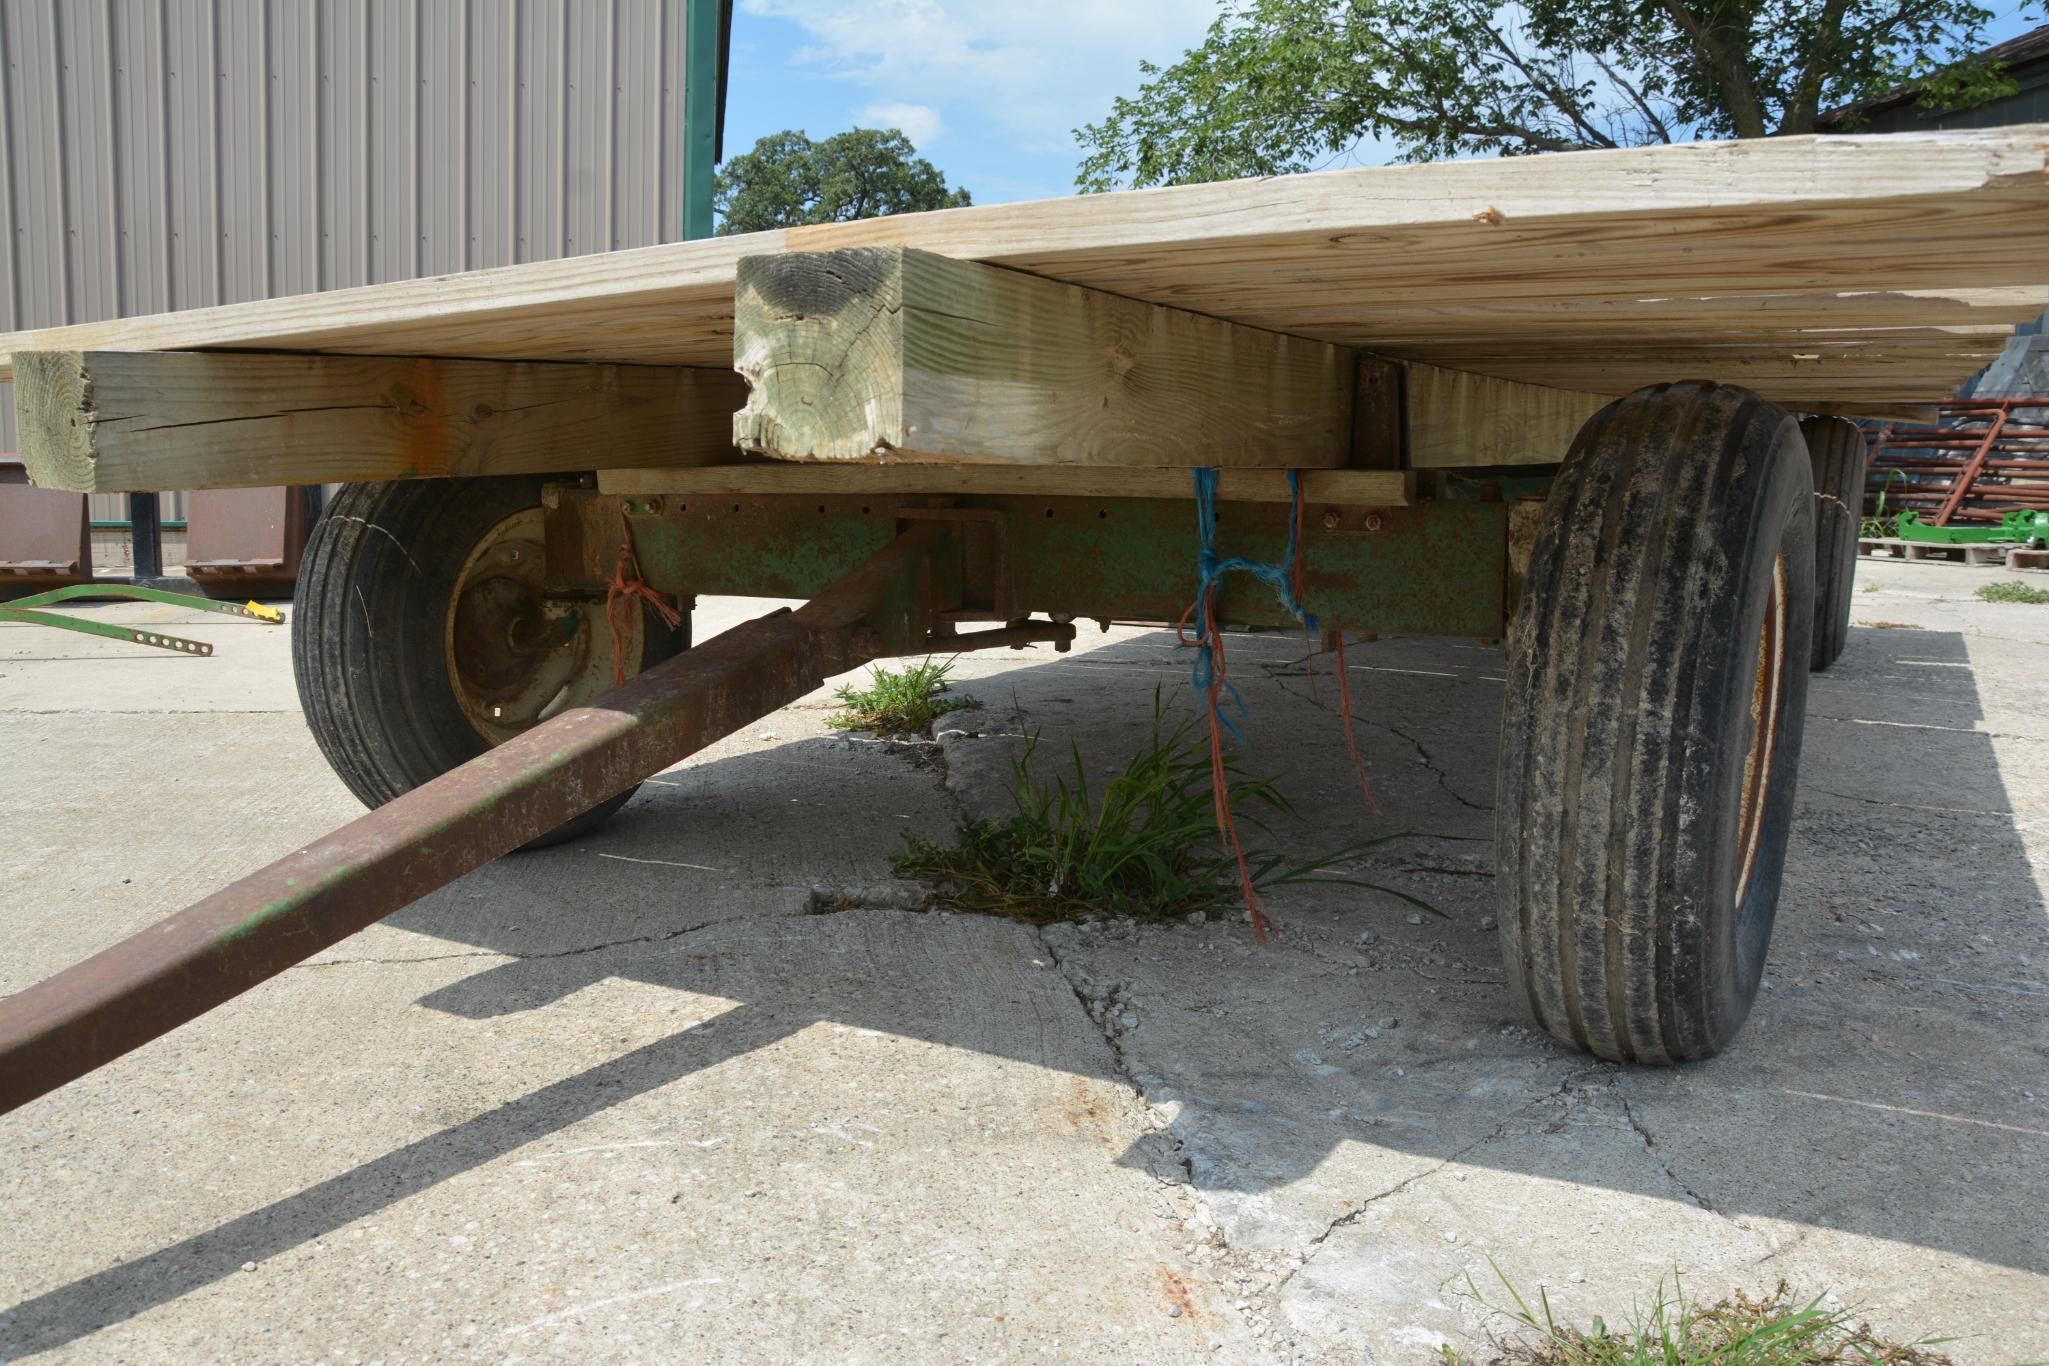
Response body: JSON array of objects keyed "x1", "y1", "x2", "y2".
[{"x1": 733, "y1": 248, "x2": 907, "y2": 462}]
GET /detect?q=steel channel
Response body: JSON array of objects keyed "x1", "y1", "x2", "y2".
[{"x1": 557, "y1": 491, "x2": 1510, "y2": 639}]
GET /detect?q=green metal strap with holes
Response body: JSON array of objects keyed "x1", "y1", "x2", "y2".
[{"x1": 0, "y1": 584, "x2": 286, "y2": 655}]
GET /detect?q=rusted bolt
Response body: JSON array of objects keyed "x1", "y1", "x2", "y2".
[
  {"x1": 1321, "y1": 510, "x2": 1341, "y2": 530},
  {"x1": 1364, "y1": 512, "x2": 1383, "y2": 532}
]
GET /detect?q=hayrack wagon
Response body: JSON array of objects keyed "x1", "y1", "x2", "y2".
[{"x1": 3, "y1": 128, "x2": 2047, "y2": 1112}]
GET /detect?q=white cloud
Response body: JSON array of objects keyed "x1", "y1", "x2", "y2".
[
  {"x1": 740, "y1": 0, "x2": 1218, "y2": 157},
  {"x1": 856, "y1": 100, "x2": 945, "y2": 148}
]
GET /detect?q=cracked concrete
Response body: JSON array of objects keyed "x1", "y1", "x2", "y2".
[{"x1": 3, "y1": 554, "x2": 2047, "y2": 1361}]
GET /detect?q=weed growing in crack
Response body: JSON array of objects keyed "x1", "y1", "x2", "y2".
[
  {"x1": 828, "y1": 657, "x2": 983, "y2": 735},
  {"x1": 893, "y1": 691, "x2": 1437, "y2": 926},
  {"x1": 1442, "y1": 1263, "x2": 1956, "y2": 1365}
]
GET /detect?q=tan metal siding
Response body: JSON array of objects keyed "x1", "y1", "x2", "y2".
[{"x1": 0, "y1": 0, "x2": 692, "y2": 449}]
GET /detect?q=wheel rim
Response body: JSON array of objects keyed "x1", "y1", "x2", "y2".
[
  {"x1": 1734, "y1": 553, "x2": 1788, "y2": 913},
  {"x1": 443, "y1": 506, "x2": 638, "y2": 745}
]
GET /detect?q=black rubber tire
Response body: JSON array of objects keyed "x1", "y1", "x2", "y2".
[
  {"x1": 1800, "y1": 415, "x2": 1867, "y2": 672},
  {"x1": 1497, "y1": 382, "x2": 1815, "y2": 1064},
  {"x1": 293, "y1": 476, "x2": 689, "y2": 848}
]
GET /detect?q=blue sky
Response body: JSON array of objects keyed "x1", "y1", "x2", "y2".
[{"x1": 721, "y1": 0, "x2": 2048, "y2": 210}]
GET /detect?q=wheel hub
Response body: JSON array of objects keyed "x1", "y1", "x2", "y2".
[{"x1": 444, "y1": 507, "x2": 639, "y2": 744}]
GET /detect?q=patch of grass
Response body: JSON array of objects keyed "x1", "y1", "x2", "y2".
[
  {"x1": 1443, "y1": 1266, "x2": 1955, "y2": 1365},
  {"x1": 892, "y1": 692, "x2": 1433, "y2": 925},
  {"x1": 1860, "y1": 470, "x2": 1907, "y2": 540},
  {"x1": 828, "y1": 657, "x2": 982, "y2": 734},
  {"x1": 1975, "y1": 579, "x2": 2049, "y2": 604}
]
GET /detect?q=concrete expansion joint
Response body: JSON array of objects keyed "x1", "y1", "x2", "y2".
[
  {"x1": 298, "y1": 916, "x2": 727, "y2": 971},
  {"x1": 1806, "y1": 785, "x2": 2021, "y2": 820},
  {"x1": 1808, "y1": 710, "x2": 2048, "y2": 745}
]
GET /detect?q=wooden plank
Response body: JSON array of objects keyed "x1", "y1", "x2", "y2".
[
  {"x1": 12, "y1": 351, "x2": 747, "y2": 494},
  {"x1": 0, "y1": 130, "x2": 2039, "y2": 415},
  {"x1": 730, "y1": 246, "x2": 1353, "y2": 467},
  {"x1": 1405, "y1": 363, "x2": 1607, "y2": 468},
  {"x1": 598, "y1": 463, "x2": 1415, "y2": 505}
]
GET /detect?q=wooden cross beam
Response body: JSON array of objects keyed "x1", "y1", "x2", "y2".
[
  {"x1": 12, "y1": 350, "x2": 749, "y2": 494},
  {"x1": 731, "y1": 246, "x2": 1356, "y2": 469}
]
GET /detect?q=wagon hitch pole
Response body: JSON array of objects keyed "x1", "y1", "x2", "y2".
[{"x1": 0, "y1": 523, "x2": 1069, "y2": 1116}]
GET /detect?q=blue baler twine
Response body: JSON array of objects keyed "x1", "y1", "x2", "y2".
[{"x1": 1185, "y1": 468, "x2": 1317, "y2": 742}]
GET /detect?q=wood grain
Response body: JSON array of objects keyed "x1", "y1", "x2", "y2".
[
  {"x1": 731, "y1": 247, "x2": 1353, "y2": 467},
  {"x1": 13, "y1": 351, "x2": 747, "y2": 493},
  {"x1": 0, "y1": 130, "x2": 2039, "y2": 414},
  {"x1": 1405, "y1": 364, "x2": 1609, "y2": 468}
]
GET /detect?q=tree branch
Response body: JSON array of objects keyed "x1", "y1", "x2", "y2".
[
  {"x1": 1785, "y1": 0, "x2": 1855, "y2": 132},
  {"x1": 1483, "y1": 28, "x2": 1621, "y2": 148},
  {"x1": 1657, "y1": 0, "x2": 1769, "y2": 137},
  {"x1": 1591, "y1": 51, "x2": 1677, "y2": 144}
]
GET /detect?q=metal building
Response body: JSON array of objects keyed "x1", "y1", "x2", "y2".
[{"x1": 0, "y1": 0, "x2": 725, "y2": 549}]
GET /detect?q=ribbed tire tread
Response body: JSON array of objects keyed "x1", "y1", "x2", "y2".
[
  {"x1": 1497, "y1": 382, "x2": 1815, "y2": 1064},
  {"x1": 1801, "y1": 415, "x2": 1868, "y2": 672}
]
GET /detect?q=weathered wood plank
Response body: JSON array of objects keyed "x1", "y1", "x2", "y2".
[
  {"x1": 598, "y1": 464, "x2": 1415, "y2": 505},
  {"x1": 1405, "y1": 363, "x2": 1607, "y2": 468},
  {"x1": 0, "y1": 131, "x2": 2041, "y2": 417},
  {"x1": 731, "y1": 247, "x2": 1354, "y2": 468},
  {"x1": 13, "y1": 351, "x2": 747, "y2": 493}
]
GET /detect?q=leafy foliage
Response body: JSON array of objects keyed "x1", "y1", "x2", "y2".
[
  {"x1": 1075, "y1": 0, "x2": 2025, "y2": 188},
  {"x1": 828, "y1": 657, "x2": 982, "y2": 735},
  {"x1": 1975, "y1": 579, "x2": 2049, "y2": 604},
  {"x1": 894, "y1": 694, "x2": 1435, "y2": 924},
  {"x1": 1444, "y1": 1265, "x2": 1955, "y2": 1364},
  {"x1": 715, "y1": 128, "x2": 971, "y2": 234}
]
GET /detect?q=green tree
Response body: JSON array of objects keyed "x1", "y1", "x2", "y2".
[
  {"x1": 715, "y1": 128, "x2": 972, "y2": 233},
  {"x1": 1076, "y1": 0, "x2": 2027, "y2": 189}
]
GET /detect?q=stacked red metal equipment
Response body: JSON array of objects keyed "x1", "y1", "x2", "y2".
[{"x1": 1864, "y1": 398, "x2": 2049, "y2": 526}]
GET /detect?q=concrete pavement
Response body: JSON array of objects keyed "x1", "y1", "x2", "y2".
[{"x1": 1, "y1": 556, "x2": 2045, "y2": 1361}]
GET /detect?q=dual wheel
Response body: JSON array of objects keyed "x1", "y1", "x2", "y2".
[{"x1": 1498, "y1": 382, "x2": 1860, "y2": 1063}]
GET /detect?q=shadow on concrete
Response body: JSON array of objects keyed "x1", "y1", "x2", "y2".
[{"x1": 4, "y1": 622, "x2": 2042, "y2": 1352}]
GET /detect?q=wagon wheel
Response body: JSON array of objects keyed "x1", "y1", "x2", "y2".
[
  {"x1": 293, "y1": 475, "x2": 690, "y2": 848},
  {"x1": 1496, "y1": 382, "x2": 1816, "y2": 1063},
  {"x1": 1800, "y1": 414, "x2": 1869, "y2": 672}
]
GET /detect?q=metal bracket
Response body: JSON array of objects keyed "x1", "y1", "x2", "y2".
[{"x1": 894, "y1": 504, "x2": 1017, "y2": 622}]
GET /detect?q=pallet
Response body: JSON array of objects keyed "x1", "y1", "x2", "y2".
[{"x1": 1858, "y1": 536, "x2": 2015, "y2": 565}]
